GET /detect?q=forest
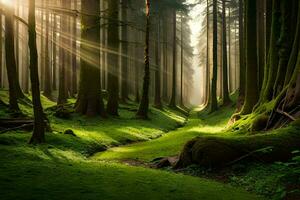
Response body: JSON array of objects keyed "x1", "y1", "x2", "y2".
[{"x1": 0, "y1": 0, "x2": 299, "y2": 199}]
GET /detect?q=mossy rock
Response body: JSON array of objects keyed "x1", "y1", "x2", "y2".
[
  {"x1": 64, "y1": 129, "x2": 76, "y2": 137},
  {"x1": 176, "y1": 131, "x2": 300, "y2": 169}
]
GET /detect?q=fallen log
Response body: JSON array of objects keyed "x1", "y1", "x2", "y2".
[
  {"x1": 0, "y1": 119, "x2": 34, "y2": 132},
  {"x1": 175, "y1": 129, "x2": 300, "y2": 169}
]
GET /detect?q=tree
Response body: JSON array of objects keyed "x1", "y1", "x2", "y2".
[
  {"x1": 169, "y1": 9, "x2": 177, "y2": 108},
  {"x1": 136, "y1": 0, "x2": 150, "y2": 119},
  {"x1": 240, "y1": 0, "x2": 259, "y2": 115},
  {"x1": 4, "y1": 7, "x2": 22, "y2": 112},
  {"x1": 221, "y1": 0, "x2": 231, "y2": 105},
  {"x1": 75, "y1": 0, "x2": 106, "y2": 117},
  {"x1": 28, "y1": 0, "x2": 46, "y2": 144},
  {"x1": 209, "y1": 0, "x2": 218, "y2": 112},
  {"x1": 43, "y1": 0, "x2": 52, "y2": 98},
  {"x1": 237, "y1": 0, "x2": 245, "y2": 110},
  {"x1": 121, "y1": 0, "x2": 129, "y2": 102},
  {"x1": 154, "y1": 17, "x2": 162, "y2": 109},
  {"x1": 106, "y1": 0, "x2": 120, "y2": 116}
]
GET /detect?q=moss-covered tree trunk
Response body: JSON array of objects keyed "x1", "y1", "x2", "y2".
[
  {"x1": 209, "y1": 0, "x2": 218, "y2": 112},
  {"x1": 169, "y1": 9, "x2": 177, "y2": 108},
  {"x1": 136, "y1": 0, "x2": 150, "y2": 119},
  {"x1": 28, "y1": 0, "x2": 46, "y2": 144},
  {"x1": 273, "y1": 0, "x2": 293, "y2": 97},
  {"x1": 222, "y1": 0, "x2": 231, "y2": 105},
  {"x1": 240, "y1": 0, "x2": 259, "y2": 115},
  {"x1": 106, "y1": 0, "x2": 119, "y2": 116},
  {"x1": 75, "y1": 0, "x2": 106, "y2": 117},
  {"x1": 260, "y1": 0, "x2": 281, "y2": 103}
]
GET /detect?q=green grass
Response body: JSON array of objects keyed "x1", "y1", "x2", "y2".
[
  {"x1": 92, "y1": 106, "x2": 237, "y2": 162},
  {"x1": 0, "y1": 91, "x2": 263, "y2": 200}
]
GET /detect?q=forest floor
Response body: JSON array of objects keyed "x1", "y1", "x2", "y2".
[{"x1": 0, "y1": 90, "x2": 284, "y2": 200}]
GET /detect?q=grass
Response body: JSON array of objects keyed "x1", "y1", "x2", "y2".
[
  {"x1": 0, "y1": 91, "x2": 263, "y2": 200},
  {"x1": 92, "y1": 105, "x2": 237, "y2": 162}
]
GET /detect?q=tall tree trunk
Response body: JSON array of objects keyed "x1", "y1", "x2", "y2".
[
  {"x1": 71, "y1": 1, "x2": 78, "y2": 96},
  {"x1": 169, "y1": 9, "x2": 177, "y2": 108},
  {"x1": 154, "y1": 18, "x2": 162, "y2": 109},
  {"x1": 0, "y1": 14, "x2": 2, "y2": 88},
  {"x1": 240, "y1": 0, "x2": 259, "y2": 115},
  {"x1": 28, "y1": 0, "x2": 46, "y2": 144},
  {"x1": 284, "y1": 1, "x2": 300, "y2": 86},
  {"x1": 180, "y1": 15, "x2": 184, "y2": 106},
  {"x1": 134, "y1": 42, "x2": 140, "y2": 103},
  {"x1": 43, "y1": 0, "x2": 52, "y2": 98},
  {"x1": 4, "y1": 9, "x2": 22, "y2": 111},
  {"x1": 273, "y1": 0, "x2": 293, "y2": 96},
  {"x1": 257, "y1": 0, "x2": 265, "y2": 91},
  {"x1": 57, "y1": 0, "x2": 68, "y2": 105},
  {"x1": 222, "y1": 0, "x2": 231, "y2": 105},
  {"x1": 106, "y1": 0, "x2": 120, "y2": 116},
  {"x1": 209, "y1": 0, "x2": 218, "y2": 112},
  {"x1": 75, "y1": 0, "x2": 106, "y2": 117},
  {"x1": 162, "y1": 18, "x2": 168, "y2": 102},
  {"x1": 205, "y1": 0, "x2": 210, "y2": 106},
  {"x1": 136, "y1": 0, "x2": 150, "y2": 119},
  {"x1": 261, "y1": 0, "x2": 281, "y2": 103},
  {"x1": 52, "y1": 14, "x2": 57, "y2": 90},
  {"x1": 237, "y1": 0, "x2": 245, "y2": 110},
  {"x1": 121, "y1": 0, "x2": 129, "y2": 102}
]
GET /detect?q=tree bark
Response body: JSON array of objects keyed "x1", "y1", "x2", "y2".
[
  {"x1": 4, "y1": 9, "x2": 22, "y2": 111},
  {"x1": 136, "y1": 0, "x2": 150, "y2": 119},
  {"x1": 121, "y1": 0, "x2": 129, "y2": 102},
  {"x1": 209, "y1": 0, "x2": 218, "y2": 112},
  {"x1": 154, "y1": 18, "x2": 162, "y2": 109},
  {"x1": 222, "y1": 0, "x2": 231, "y2": 105},
  {"x1": 43, "y1": 0, "x2": 52, "y2": 98},
  {"x1": 28, "y1": 0, "x2": 46, "y2": 144},
  {"x1": 75, "y1": 0, "x2": 106, "y2": 117},
  {"x1": 106, "y1": 0, "x2": 120, "y2": 116},
  {"x1": 169, "y1": 9, "x2": 177, "y2": 108},
  {"x1": 240, "y1": 0, "x2": 259, "y2": 115}
]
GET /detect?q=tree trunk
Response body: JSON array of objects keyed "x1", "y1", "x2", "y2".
[
  {"x1": 121, "y1": 0, "x2": 129, "y2": 102},
  {"x1": 169, "y1": 9, "x2": 177, "y2": 108},
  {"x1": 0, "y1": 14, "x2": 2, "y2": 88},
  {"x1": 261, "y1": 0, "x2": 281, "y2": 103},
  {"x1": 43, "y1": 0, "x2": 52, "y2": 98},
  {"x1": 136, "y1": 0, "x2": 150, "y2": 119},
  {"x1": 209, "y1": 0, "x2": 218, "y2": 112},
  {"x1": 180, "y1": 15, "x2": 184, "y2": 106},
  {"x1": 273, "y1": 0, "x2": 293, "y2": 96},
  {"x1": 222, "y1": 0, "x2": 231, "y2": 105},
  {"x1": 75, "y1": 0, "x2": 106, "y2": 117},
  {"x1": 28, "y1": 0, "x2": 46, "y2": 144},
  {"x1": 71, "y1": 1, "x2": 78, "y2": 96},
  {"x1": 4, "y1": 9, "x2": 21, "y2": 112},
  {"x1": 52, "y1": 13, "x2": 57, "y2": 91},
  {"x1": 106, "y1": 0, "x2": 120, "y2": 116},
  {"x1": 57, "y1": 0, "x2": 69, "y2": 105},
  {"x1": 240, "y1": 0, "x2": 259, "y2": 115},
  {"x1": 237, "y1": 0, "x2": 245, "y2": 110},
  {"x1": 154, "y1": 18, "x2": 162, "y2": 109}
]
